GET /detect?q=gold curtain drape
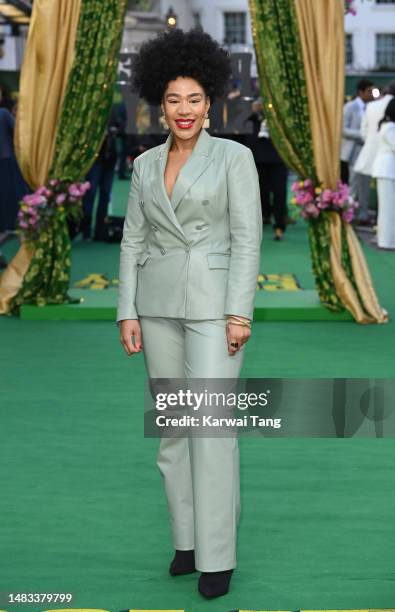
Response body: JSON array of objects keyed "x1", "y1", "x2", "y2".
[
  {"x1": 0, "y1": 243, "x2": 35, "y2": 316},
  {"x1": 293, "y1": 0, "x2": 344, "y2": 190},
  {"x1": 14, "y1": 0, "x2": 81, "y2": 189},
  {"x1": 0, "y1": 0, "x2": 81, "y2": 315},
  {"x1": 294, "y1": 0, "x2": 388, "y2": 323},
  {"x1": 328, "y1": 212, "x2": 385, "y2": 323}
]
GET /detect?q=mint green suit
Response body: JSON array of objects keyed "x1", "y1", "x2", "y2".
[{"x1": 117, "y1": 127, "x2": 262, "y2": 571}]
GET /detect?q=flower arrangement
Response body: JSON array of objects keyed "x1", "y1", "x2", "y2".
[
  {"x1": 345, "y1": 0, "x2": 357, "y2": 15},
  {"x1": 17, "y1": 180, "x2": 91, "y2": 244},
  {"x1": 291, "y1": 179, "x2": 359, "y2": 223}
]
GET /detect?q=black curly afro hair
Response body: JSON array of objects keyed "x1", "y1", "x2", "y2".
[{"x1": 131, "y1": 27, "x2": 232, "y2": 106}]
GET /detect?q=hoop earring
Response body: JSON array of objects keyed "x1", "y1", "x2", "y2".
[{"x1": 203, "y1": 114, "x2": 210, "y2": 129}]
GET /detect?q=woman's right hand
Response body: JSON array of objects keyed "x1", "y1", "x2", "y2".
[{"x1": 119, "y1": 319, "x2": 143, "y2": 356}]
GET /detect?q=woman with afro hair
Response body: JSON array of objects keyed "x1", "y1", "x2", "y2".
[{"x1": 117, "y1": 27, "x2": 262, "y2": 599}]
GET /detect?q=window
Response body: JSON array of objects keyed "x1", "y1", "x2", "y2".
[
  {"x1": 192, "y1": 12, "x2": 201, "y2": 28},
  {"x1": 376, "y1": 1, "x2": 395, "y2": 4},
  {"x1": 376, "y1": 33, "x2": 395, "y2": 68},
  {"x1": 346, "y1": 34, "x2": 353, "y2": 66},
  {"x1": 224, "y1": 12, "x2": 246, "y2": 45}
]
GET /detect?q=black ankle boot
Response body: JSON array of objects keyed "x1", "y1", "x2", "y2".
[
  {"x1": 169, "y1": 549, "x2": 196, "y2": 575},
  {"x1": 198, "y1": 569, "x2": 233, "y2": 598}
]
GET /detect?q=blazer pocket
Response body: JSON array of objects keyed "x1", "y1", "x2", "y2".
[
  {"x1": 207, "y1": 253, "x2": 230, "y2": 269},
  {"x1": 137, "y1": 252, "x2": 150, "y2": 266}
]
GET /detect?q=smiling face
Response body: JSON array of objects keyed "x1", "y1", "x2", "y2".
[{"x1": 161, "y1": 76, "x2": 210, "y2": 140}]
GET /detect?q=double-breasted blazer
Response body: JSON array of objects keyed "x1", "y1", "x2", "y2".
[{"x1": 116, "y1": 127, "x2": 262, "y2": 323}]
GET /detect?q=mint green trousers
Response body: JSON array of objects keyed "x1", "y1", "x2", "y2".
[{"x1": 139, "y1": 316, "x2": 244, "y2": 572}]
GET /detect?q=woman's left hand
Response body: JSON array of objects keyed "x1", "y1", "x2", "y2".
[{"x1": 226, "y1": 322, "x2": 251, "y2": 356}]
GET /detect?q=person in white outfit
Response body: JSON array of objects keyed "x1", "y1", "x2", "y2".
[
  {"x1": 354, "y1": 83, "x2": 395, "y2": 225},
  {"x1": 372, "y1": 99, "x2": 395, "y2": 249}
]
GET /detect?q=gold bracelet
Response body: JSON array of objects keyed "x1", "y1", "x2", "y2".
[
  {"x1": 230, "y1": 316, "x2": 251, "y2": 324},
  {"x1": 227, "y1": 321, "x2": 250, "y2": 328},
  {"x1": 227, "y1": 315, "x2": 251, "y2": 324},
  {"x1": 227, "y1": 317, "x2": 251, "y2": 328}
]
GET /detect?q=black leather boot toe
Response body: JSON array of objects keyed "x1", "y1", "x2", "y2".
[
  {"x1": 198, "y1": 569, "x2": 233, "y2": 598},
  {"x1": 169, "y1": 549, "x2": 196, "y2": 576}
]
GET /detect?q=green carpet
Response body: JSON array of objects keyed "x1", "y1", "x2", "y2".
[{"x1": 1, "y1": 182, "x2": 395, "y2": 612}]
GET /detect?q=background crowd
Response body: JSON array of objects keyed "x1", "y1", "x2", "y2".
[
  {"x1": 1, "y1": 77, "x2": 395, "y2": 272},
  {"x1": 341, "y1": 78, "x2": 395, "y2": 249}
]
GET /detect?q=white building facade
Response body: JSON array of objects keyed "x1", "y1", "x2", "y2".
[
  {"x1": 345, "y1": 0, "x2": 395, "y2": 72},
  {"x1": 4, "y1": 0, "x2": 395, "y2": 87},
  {"x1": 123, "y1": 0, "x2": 258, "y2": 76},
  {"x1": 0, "y1": 25, "x2": 26, "y2": 71},
  {"x1": 125, "y1": 0, "x2": 395, "y2": 80}
]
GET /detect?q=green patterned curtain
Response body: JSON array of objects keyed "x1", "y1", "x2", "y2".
[
  {"x1": 248, "y1": 0, "x2": 343, "y2": 311},
  {"x1": 10, "y1": 0, "x2": 126, "y2": 311},
  {"x1": 49, "y1": 0, "x2": 126, "y2": 182},
  {"x1": 307, "y1": 212, "x2": 346, "y2": 311},
  {"x1": 248, "y1": 0, "x2": 317, "y2": 182}
]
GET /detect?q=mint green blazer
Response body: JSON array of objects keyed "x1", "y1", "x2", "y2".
[{"x1": 116, "y1": 127, "x2": 262, "y2": 323}]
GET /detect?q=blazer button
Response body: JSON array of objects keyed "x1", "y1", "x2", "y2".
[
  {"x1": 202, "y1": 199, "x2": 210, "y2": 206},
  {"x1": 195, "y1": 225, "x2": 204, "y2": 230},
  {"x1": 160, "y1": 248, "x2": 166, "y2": 255}
]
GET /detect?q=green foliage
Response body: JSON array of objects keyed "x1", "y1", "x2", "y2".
[{"x1": 10, "y1": 0, "x2": 127, "y2": 312}]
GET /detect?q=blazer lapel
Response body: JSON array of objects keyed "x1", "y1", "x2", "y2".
[
  {"x1": 150, "y1": 145, "x2": 186, "y2": 239},
  {"x1": 170, "y1": 129, "x2": 214, "y2": 212},
  {"x1": 150, "y1": 128, "x2": 214, "y2": 234}
]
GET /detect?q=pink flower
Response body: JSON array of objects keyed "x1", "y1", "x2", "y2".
[
  {"x1": 68, "y1": 184, "x2": 83, "y2": 197},
  {"x1": 80, "y1": 181, "x2": 91, "y2": 194},
  {"x1": 49, "y1": 179, "x2": 59, "y2": 187},
  {"x1": 304, "y1": 203, "x2": 320, "y2": 218},
  {"x1": 342, "y1": 209, "x2": 354, "y2": 223},
  {"x1": 345, "y1": 0, "x2": 357, "y2": 15},
  {"x1": 317, "y1": 199, "x2": 329, "y2": 210},
  {"x1": 56, "y1": 194, "x2": 66, "y2": 205},
  {"x1": 26, "y1": 194, "x2": 46, "y2": 206},
  {"x1": 302, "y1": 192, "x2": 314, "y2": 204},
  {"x1": 337, "y1": 180, "x2": 350, "y2": 196},
  {"x1": 322, "y1": 189, "x2": 333, "y2": 203}
]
